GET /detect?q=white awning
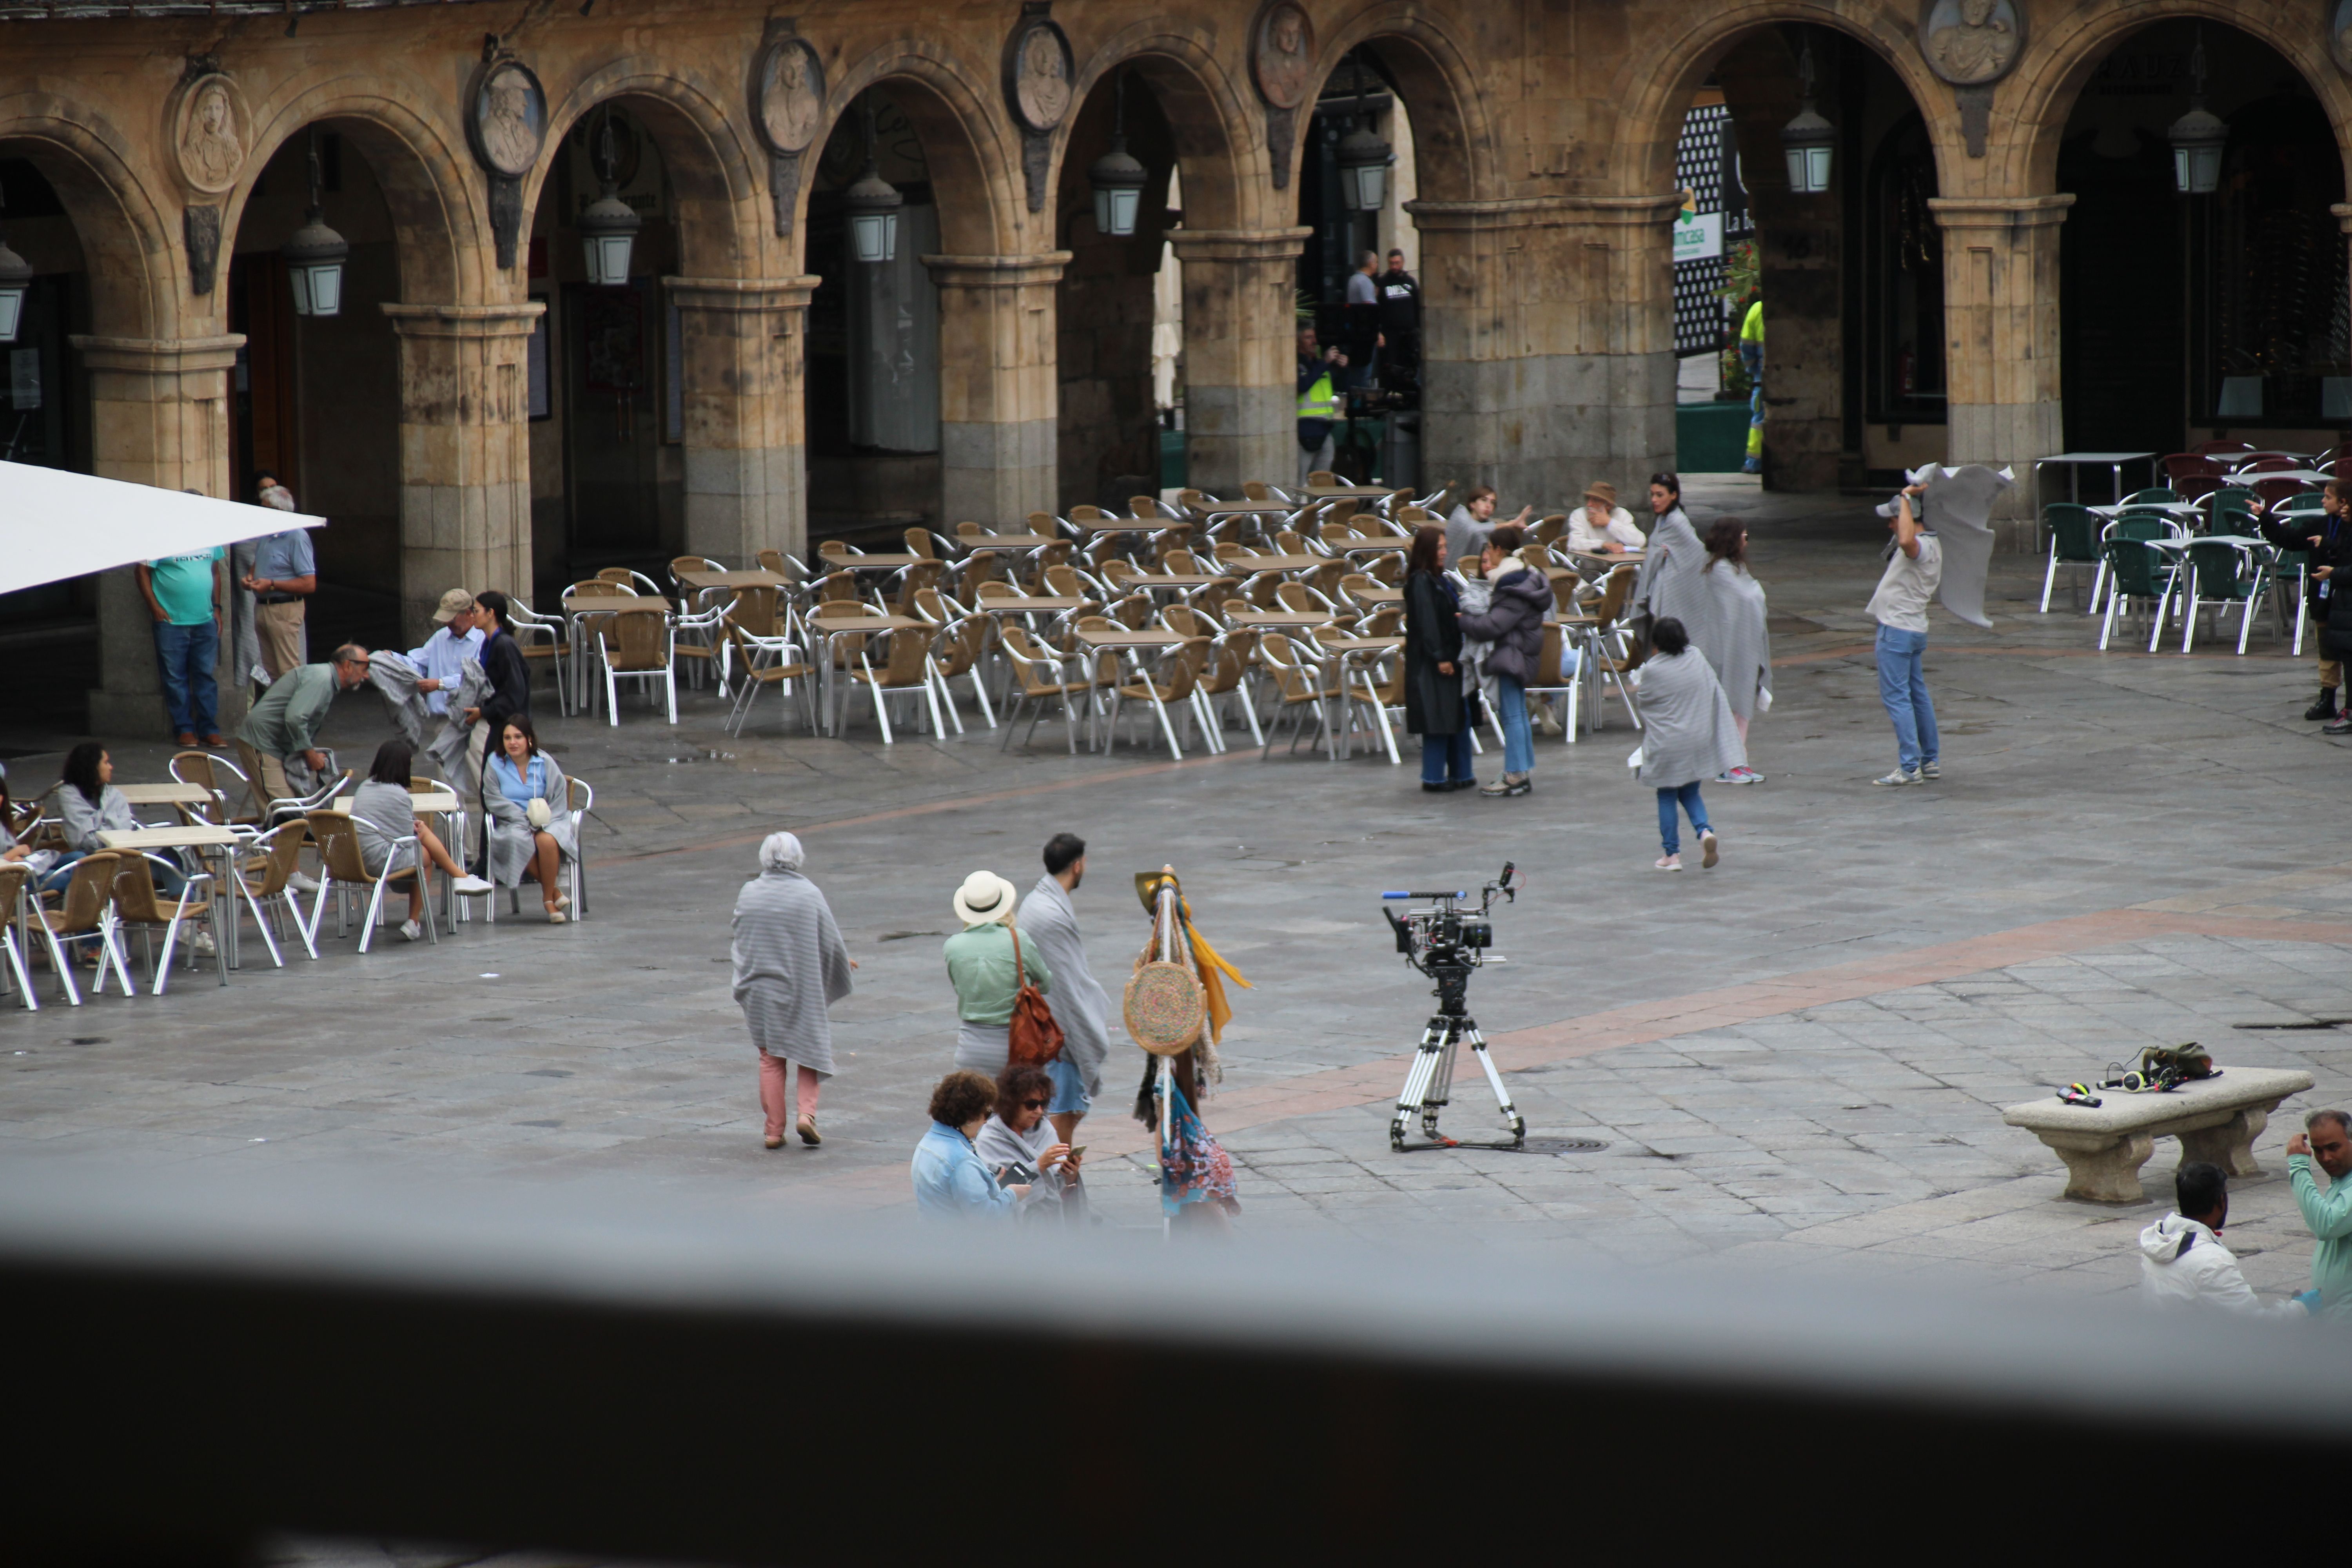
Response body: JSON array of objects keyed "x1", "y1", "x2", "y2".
[{"x1": 0, "y1": 461, "x2": 325, "y2": 596}]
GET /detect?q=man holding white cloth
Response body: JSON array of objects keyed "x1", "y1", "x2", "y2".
[{"x1": 1018, "y1": 832, "x2": 1112, "y2": 1145}]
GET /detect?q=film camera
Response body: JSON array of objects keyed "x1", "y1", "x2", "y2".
[{"x1": 1380, "y1": 863, "x2": 1524, "y2": 1150}]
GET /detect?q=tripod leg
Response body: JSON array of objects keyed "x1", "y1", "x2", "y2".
[
  {"x1": 1423, "y1": 1027, "x2": 1459, "y2": 1140},
  {"x1": 1463, "y1": 1025, "x2": 1526, "y2": 1145},
  {"x1": 1390, "y1": 1023, "x2": 1446, "y2": 1150}
]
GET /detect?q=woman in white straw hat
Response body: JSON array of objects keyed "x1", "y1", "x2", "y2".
[{"x1": 943, "y1": 869, "x2": 1052, "y2": 1078}]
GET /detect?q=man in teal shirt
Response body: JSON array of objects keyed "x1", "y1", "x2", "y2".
[
  {"x1": 2287, "y1": 1109, "x2": 2352, "y2": 1320},
  {"x1": 136, "y1": 538, "x2": 228, "y2": 748},
  {"x1": 236, "y1": 643, "x2": 371, "y2": 802}
]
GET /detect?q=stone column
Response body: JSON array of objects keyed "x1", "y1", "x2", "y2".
[
  {"x1": 922, "y1": 255, "x2": 1073, "y2": 524},
  {"x1": 71, "y1": 333, "x2": 245, "y2": 737},
  {"x1": 665, "y1": 276, "x2": 817, "y2": 564},
  {"x1": 1407, "y1": 196, "x2": 1678, "y2": 506},
  {"x1": 1931, "y1": 194, "x2": 2074, "y2": 543},
  {"x1": 381, "y1": 303, "x2": 541, "y2": 639},
  {"x1": 923, "y1": 253, "x2": 1067, "y2": 524},
  {"x1": 1166, "y1": 227, "x2": 1310, "y2": 497}
]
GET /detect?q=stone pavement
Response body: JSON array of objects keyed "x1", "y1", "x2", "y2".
[{"x1": 6, "y1": 476, "x2": 2351, "y2": 1316}]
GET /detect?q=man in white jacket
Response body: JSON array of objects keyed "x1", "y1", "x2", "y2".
[{"x1": 2139, "y1": 1162, "x2": 2302, "y2": 1316}]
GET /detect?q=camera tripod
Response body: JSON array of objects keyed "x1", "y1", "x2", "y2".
[{"x1": 1390, "y1": 960, "x2": 1526, "y2": 1151}]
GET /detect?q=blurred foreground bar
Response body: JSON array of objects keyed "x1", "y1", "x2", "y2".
[{"x1": 1, "y1": 1157, "x2": 2345, "y2": 1563}]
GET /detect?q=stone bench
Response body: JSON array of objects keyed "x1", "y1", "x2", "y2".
[{"x1": 2001, "y1": 1067, "x2": 2314, "y2": 1203}]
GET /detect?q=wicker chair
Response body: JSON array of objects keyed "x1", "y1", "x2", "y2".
[
  {"x1": 110, "y1": 851, "x2": 215, "y2": 995},
  {"x1": 597, "y1": 603, "x2": 677, "y2": 725}
]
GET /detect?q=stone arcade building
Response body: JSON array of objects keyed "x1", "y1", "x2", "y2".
[{"x1": 2, "y1": 0, "x2": 2348, "y2": 730}]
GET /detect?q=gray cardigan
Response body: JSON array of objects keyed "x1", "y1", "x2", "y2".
[{"x1": 57, "y1": 784, "x2": 138, "y2": 853}]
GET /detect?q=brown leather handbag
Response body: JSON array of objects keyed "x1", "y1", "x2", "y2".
[{"x1": 1005, "y1": 923, "x2": 1065, "y2": 1068}]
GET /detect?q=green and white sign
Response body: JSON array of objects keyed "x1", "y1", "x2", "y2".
[{"x1": 1672, "y1": 208, "x2": 1723, "y2": 264}]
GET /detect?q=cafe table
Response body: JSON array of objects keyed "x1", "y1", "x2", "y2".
[
  {"x1": 95, "y1": 822, "x2": 242, "y2": 985},
  {"x1": 2035, "y1": 451, "x2": 2157, "y2": 509},
  {"x1": 1214, "y1": 552, "x2": 1322, "y2": 575},
  {"x1": 1070, "y1": 626, "x2": 1192, "y2": 759},
  {"x1": 805, "y1": 611, "x2": 927, "y2": 734}
]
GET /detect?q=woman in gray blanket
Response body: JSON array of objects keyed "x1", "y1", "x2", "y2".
[
  {"x1": 348, "y1": 740, "x2": 493, "y2": 942},
  {"x1": 973, "y1": 1062, "x2": 1085, "y2": 1221},
  {"x1": 1634, "y1": 617, "x2": 1744, "y2": 872},
  {"x1": 731, "y1": 831, "x2": 855, "y2": 1149},
  {"x1": 483, "y1": 713, "x2": 577, "y2": 922}
]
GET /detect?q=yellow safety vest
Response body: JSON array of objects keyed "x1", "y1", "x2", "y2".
[{"x1": 1298, "y1": 371, "x2": 1339, "y2": 419}]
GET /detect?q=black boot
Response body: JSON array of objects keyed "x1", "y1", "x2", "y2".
[{"x1": 2307, "y1": 688, "x2": 2339, "y2": 721}]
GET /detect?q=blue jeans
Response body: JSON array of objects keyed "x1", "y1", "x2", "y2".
[
  {"x1": 1044, "y1": 1054, "x2": 1092, "y2": 1117},
  {"x1": 152, "y1": 619, "x2": 220, "y2": 736},
  {"x1": 1494, "y1": 677, "x2": 1534, "y2": 776},
  {"x1": 1874, "y1": 624, "x2": 1939, "y2": 771},
  {"x1": 1657, "y1": 782, "x2": 1710, "y2": 855},
  {"x1": 1419, "y1": 728, "x2": 1473, "y2": 784},
  {"x1": 42, "y1": 849, "x2": 187, "y2": 900}
]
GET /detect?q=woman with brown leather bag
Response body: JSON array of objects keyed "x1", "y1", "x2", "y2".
[{"x1": 943, "y1": 869, "x2": 1056, "y2": 1078}]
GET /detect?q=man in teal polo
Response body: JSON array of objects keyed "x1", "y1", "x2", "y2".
[
  {"x1": 136, "y1": 524, "x2": 229, "y2": 748},
  {"x1": 2287, "y1": 1109, "x2": 2352, "y2": 1321}
]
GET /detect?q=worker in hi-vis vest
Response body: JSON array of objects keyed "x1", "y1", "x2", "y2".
[
  {"x1": 1296, "y1": 324, "x2": 1348, "y2": 488},
  {"x1": 1740, "y1": 296, "x2": 1764, "y2": 474}
]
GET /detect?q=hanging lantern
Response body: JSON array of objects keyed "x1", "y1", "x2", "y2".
[
  {"x1": 578, "y1": 107, "x2": 642, "y2": 286},
  {"x1": 1336, "y1": 56, "x2": 1392, "y2": 213},
  {"x1": 1780, "y1": 39, "x2": 1834, "y2": 196},
  {"x1": 281, "y1": 131, "x2": 348, "y2": 317},
  {"x1": 845, "y1": 98, "x2": 902, "y2": 264},
  {"x1": 0, "y1": 176, "x2": 29, "y2": 345},
  {"x1": 1089, "y1": 73, "x2": 1148, "y2": 237},
  {"x1": 2168, "y1": 32, "x2": 2227, "y2": 196}
]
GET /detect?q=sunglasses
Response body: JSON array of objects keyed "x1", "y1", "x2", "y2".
[{"x1": 1019, "y1": 1098, "x2": 1050, "y2": 1111}]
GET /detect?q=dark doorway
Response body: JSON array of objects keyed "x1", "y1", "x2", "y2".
[{"x1": 2058, "y1": 126, "x2": 2182, "y2": 454}]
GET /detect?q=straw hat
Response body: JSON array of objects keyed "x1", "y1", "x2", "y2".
[
  {"x1": 1582, "y1": 480, "x2": 1617, "y2": 507},
  {"x1": 952, "y1": 869, "x2": 1019, "y2": 927}
]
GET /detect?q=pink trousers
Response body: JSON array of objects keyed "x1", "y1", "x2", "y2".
[{"x1": 757, "y1": 1052, "x2": 823, "y2": 1138}]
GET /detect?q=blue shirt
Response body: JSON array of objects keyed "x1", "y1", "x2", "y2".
[
  {"x1": 403, "y1": 625, "x2": 484, "y2": 715},
  {"x1": 252, "y1": 528, "x2": 315, "y2": 585},
  {"x1": 487, "y1": 751, "x2": 554, "y2": 806},
  {"x1": 910, "y1": 1122, "x2": 1017, "y2": 1220}
]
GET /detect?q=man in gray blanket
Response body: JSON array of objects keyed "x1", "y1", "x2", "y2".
[{"x1": 1016, "y1": 832, "x2": 1113, "y2": 1145}]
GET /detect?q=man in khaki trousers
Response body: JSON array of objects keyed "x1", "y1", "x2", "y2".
[{"x1": 243, "y1": 474, "x2": 316, "y2": 681}]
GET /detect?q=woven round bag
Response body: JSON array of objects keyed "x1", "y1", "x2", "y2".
[{"x1": 1124, "y1": 961, "x2": 1204, "y2": 1057}]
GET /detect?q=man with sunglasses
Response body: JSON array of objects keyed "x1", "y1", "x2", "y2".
[
  {"x1": 236, "y1": 642, "x2": 372, "y2": 801},
  {"x1": 1017, "y1": 832, "x2": 1112, "y2": 1146}
]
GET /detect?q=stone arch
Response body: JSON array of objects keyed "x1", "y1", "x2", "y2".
[
  {"x1": 1066, "y1": 26, "x2": 1264, "y2": 232},
  {"x1": 0, "y1": 91, "x2": 181, "y2": 340},
  {"x1": 1305, "y1": 5, "x2": 1499, "y2": 201},
  {"x1": 800, "y1": 44, "x2": 1024, "y2": 261},
  {"x1": 1616, "y1": 1, "x2": 1961, "y2": 198},
  {"x1": 2008, "y1": 1, "x2": 2352, "y2": 194},
  {"x1": 228, "y1": 71, "x2": 485, "y2": 305},
  {"x1": 530, "y1": 65, "x2": 772, "y2": 282}
]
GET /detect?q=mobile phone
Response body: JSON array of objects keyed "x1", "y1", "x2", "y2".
[{"x1": 1068, "y1": 1145, "x2": 1087, "y2": 1159}]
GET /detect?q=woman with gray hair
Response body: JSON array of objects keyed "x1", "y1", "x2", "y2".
[{"x1": 731, "y1": 831, "x2": 855, "y2": 1150}]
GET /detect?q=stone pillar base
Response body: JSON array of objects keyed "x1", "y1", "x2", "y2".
[
  {"x1": 71, "y1": 332, "x2": 245, "y2": 737},
  {"x1": 1167, "y1": 229, "x2": 1309, "y2": 499},
  {"x1": 667, "y1": 277, "x2": 818, "y2": 563},
  {"x1": 925, "y1": 254, "x2": 1067, "y2": 523},
  {"x1": 383, "y1": 303, "x2": 541, "y2": 644}
]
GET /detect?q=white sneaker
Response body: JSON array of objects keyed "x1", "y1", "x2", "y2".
[
  {"x1": 450, "y1": 874, "x2": 495, "y2": 896},
  {"x1": 1699, "y1": 829, "x2": 1719, "y2": 869},
  {"x1": 188, "y1": 931, "x2": 217, "y2": 957},
  {"x1": 399, "y1": 919, "x2": 423, "y2": 943},
  {"x1": 1871, "y1": 768, "x2": 1922, "y2": 787},
  {"x1": 286, "y1": 871, "x2": 321, "y2": 894},
  {"x1": 1654, "y1": 854, "x2": 1682, "y2": 871}
]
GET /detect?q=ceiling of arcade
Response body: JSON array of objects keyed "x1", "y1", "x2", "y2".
[{"x1": 0, "y1": 0, "x2": 2348, "y2": 338}]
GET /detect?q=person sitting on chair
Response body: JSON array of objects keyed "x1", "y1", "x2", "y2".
[
  {"x1": 483, "y1": 713, "x2": 578, "y2": 924},
  {"x1": 347, "y1": 739, "x2": 494, "y2": 943}
]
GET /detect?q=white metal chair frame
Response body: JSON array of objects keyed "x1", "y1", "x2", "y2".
[
  {"x1": 597, "y1": 606, "x2": 679, "y2": 726},
  {"x1": 848, "y1": 625, "x2": 947, "y2": 744},
  {"x1": 725, "y1": 626, "x2": 817, "y2": 738},
  {"x1": 115, "y1": 850, "x2": 215, "y2": 996}
]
